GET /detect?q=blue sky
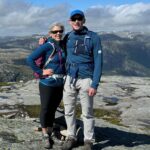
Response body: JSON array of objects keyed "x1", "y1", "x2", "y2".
[
  {"x1": 26, "y1": 0, "x2": 150, "y2": 9},
  {"x1": 0, "y1": 0, "x2": 150, "y2": 36}
]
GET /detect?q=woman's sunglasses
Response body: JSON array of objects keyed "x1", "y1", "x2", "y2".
[{"x1": 51, "y1": 30, "x2": 63, "y2": 34}]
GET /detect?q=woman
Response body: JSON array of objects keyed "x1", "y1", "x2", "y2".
[{"x1": 27, "y1": 22, "x2": 66, "y2": 149}]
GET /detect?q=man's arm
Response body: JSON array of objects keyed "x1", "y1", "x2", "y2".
[{"x1": 91, "y1": 33, "x2": 103, "y2": 90}]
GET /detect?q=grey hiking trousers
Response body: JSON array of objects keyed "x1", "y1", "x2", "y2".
[{"x1": 63, "y1": 75, "x2": 95, "y2": 141}]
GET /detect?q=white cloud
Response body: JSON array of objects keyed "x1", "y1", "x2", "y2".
[
  {"x1": 85, "y1": 3, "x2": 150, "y2": 32},
  {"x1": 0, "y1": 0, "x2": 149, "y2": 36},
  {"x1": 0, "y1": 0, "x2": 70, "y2": 36}
]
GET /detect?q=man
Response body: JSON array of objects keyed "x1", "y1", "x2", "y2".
[{"x1": 62, "y1": 9, "x2": 103, "y2": 150}]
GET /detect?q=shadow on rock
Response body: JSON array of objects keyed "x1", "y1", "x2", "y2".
[
  {"x1": 94, "y1": 126, "x2": 150, "y2": 149},
  {"x1": 0, "y1": 131, "x2": 22, "y2": 143}
]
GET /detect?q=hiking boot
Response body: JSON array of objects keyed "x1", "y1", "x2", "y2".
[
  {"x1": 43, "y1": 134, "x2": 52, "y2": 149},
  {"x1": 61, "y1": 137, "x2": 77, "y2": 150},
  {"x1": 83, "y1": 140, "x2": 93, "y2": 150},
  {"x1": 51, "y1": 133, "x2": 63, "y2": 146}
]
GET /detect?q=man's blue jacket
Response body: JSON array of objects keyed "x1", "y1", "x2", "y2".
[{"x1": 64, "y1": 26, "x2": 103, "y2": 89}]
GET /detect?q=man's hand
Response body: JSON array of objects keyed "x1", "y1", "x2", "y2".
[
  {"x1": 42, "y1": 69, "x2": 53, "y2": 76},
  {"x1": 39, "y1": 37, "x2": 47, "y2": 45},
  {"x1": 88, "y1": 87, "x2": 97, "y2": 97}
]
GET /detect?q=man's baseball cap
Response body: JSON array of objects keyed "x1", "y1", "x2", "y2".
[{"x1": 70, "y1": 9, "x2": 85, "y2": 18}]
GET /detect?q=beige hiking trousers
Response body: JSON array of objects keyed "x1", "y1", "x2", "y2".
[{"x1": 63, "y1": 75, "x2": 95, "y2": 141}]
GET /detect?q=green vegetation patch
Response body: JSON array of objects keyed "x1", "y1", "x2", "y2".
[
  {"x1": 24, "y1": 105, "x2": 41, "y2": 118},
  {"x1": 0, "y1": 82, "x2": 15, "y2": 92},
  {"x1": 11, "y1": 104, "x2": 123, "y2": 126},
  {"x1": 94, "y1": 108, "x2": 122, "y2": 125},
  {"x1": 75, "y1": 104, "x2": 123, "y2": 126},
  {"x1": 0, "y1": 82, "x2": 14, "y2": 86}
]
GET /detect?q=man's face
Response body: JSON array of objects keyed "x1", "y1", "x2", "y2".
[{"x1": 69, "y1": 14, "x2": 85, "y2": 31}]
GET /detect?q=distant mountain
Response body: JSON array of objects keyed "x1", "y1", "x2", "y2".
[
  {"x1": 0, "y1": 35, "x2": 40, "y2": 50},
  {"x1": 100, "y1": 33, "x2": 150, "y2": 76},
  {"x1": 0, "y1": 32, "x2": 150, "y2": 82}
]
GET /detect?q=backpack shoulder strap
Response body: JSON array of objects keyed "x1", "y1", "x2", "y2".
[
  {"x1": 65, "y1": 31, "x2": 72, "y2": 40},
  {"x1": 62, "y1": 31, "x2": 72, "y2": 56},
  {"x1": 85, "y1": 30, "x2": 94, "y2": 42},
  {"x1": 84, "y1": 31, "x2": 93, "y2": 55},
  {"x1": 43, "y1": 41, "x2": 56, "y2": 68},
  {"x1": 47, "y1": 41, "x2": 55, "y2": 50}
]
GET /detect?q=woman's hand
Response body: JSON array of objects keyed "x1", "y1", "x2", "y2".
[{"x1": 42, "y1": 69, "x2": 53, "y2": 76}]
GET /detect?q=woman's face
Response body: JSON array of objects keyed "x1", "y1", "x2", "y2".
[{"x1": 49, "y1": 26, "x2": 64, "y2": 41}]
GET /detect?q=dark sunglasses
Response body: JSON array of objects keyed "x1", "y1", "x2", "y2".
[
  {"x1": 51, "y1": 30, "x2": 63, "y2": 34},
  {"x1": 71, "y1": 16, "x2": 83, "y2": 22}
]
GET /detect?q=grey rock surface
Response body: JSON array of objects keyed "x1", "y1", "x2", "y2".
[
  {"x1": 95, "y1": 76, "x2": 150, "y2": 130},
  {"x1": 0, "y1": 118, "x2": 150, "y2": 150},
  {"x1": 0, "y1": 76, "x2": 150, "y2": 149}
]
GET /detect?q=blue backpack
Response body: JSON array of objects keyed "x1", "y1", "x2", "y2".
[{"x1": 64, "y1": 31, "x2": 93, "y2": 57}]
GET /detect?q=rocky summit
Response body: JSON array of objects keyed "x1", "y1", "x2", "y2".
[{"x1": 0, "y1": 76, "x2": 150, "y2": 150}]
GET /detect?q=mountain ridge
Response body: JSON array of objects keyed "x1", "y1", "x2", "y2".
[{"x1": 0, "y1": 31, "x2": 150, "y2": 82}]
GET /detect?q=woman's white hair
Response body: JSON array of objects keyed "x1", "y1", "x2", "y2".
[{"x1": 49, "y1": 22, "x2": 64, "y2": 32}]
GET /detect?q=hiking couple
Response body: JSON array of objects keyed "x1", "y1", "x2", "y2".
[{"x1": 27, "y1": 9, "x2": 103, "y2": 150}]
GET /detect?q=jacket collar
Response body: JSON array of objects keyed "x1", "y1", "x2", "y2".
[
  {"x1": 73, "y1": 26, "x2": 88, "y2": 35},
  {"x1": 47, "y1": 37, "x2": 60, "y2": 46}
]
